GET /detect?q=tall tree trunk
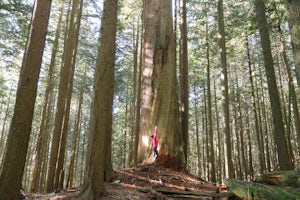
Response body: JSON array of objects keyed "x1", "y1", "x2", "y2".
[
  {"x1": 284, "y1": 0, "x2": 300, "y2": 88},
  {"x1": 67, "y1": 69, "x2": 86, "y2": 188},
  {"x1": 134, "y1": 35, "x2": 142, "y2": 165},
  {"x1": 129, "y1": 20, "x2": 140, "y2": 165},
  {"x1": 254, "y1": 0, "x2": 293, "y2": 170},
  {"x1": 46, "y1": 0, "x2": 78, "y2": 191},
  {"x1": 204, "y1": 6, "x2": 216, "y2": 182},
  {"x1": 217, "y1": 0, "x2": 234, "y2": 178},
  {"x1": 30, "y1": 3, "x2": 64, "y2": 192},
  {"x1": 80, "y1": 0, "x2": 118, "y2": 198},
  {"x1": 234, "y1": 73, "x2": 248, "y2": 180},
  {"x1": 246, "y1": 35, "x2": 265, "y2": 174},
  {"x1": 213, "y1": 80, "x2": 223, "y2": 182},
  {"x1": 54, "y1": 0, "x2": 83, "y2": 190},
  {"x1": 245, "y1": 111, "x2": 254, "y2": 180},
  {"x1": 138, "y1": 0, "x2": 186, "y2": 170},
  {"x1": 195, "y1": 96, "x2": 201, "y2": 177},
  {"x1": 0, "y1": 0, "x2": 52, "y2": 198},
  {"x1": 274, "y1": 1, "x2": 300, "y2": 156},
  {"x1": 179, "y1": 0, "x2": 189, "y2": 164}
]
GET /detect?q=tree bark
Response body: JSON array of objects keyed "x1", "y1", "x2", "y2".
[
  {"x1": 138, "y1": 0, "x2": 186, "y2": 170},
  {"x1": 217, "y1": 0, "x2": 234, "y2": 179},
  {"x1": 46, "y1": 0, "x2": 79, "y2": 191},
  {"x1": 246, "y1": 35, "x2": 265, "y2": 174},
  {"x1": 204, "y1": 6, "x2": 216, "y2": 182},
  {"x1": 67, "y1": 69, "x2": 86, "y2": 188},
  {"x1": 80, "y1": 0, "x2": 118, "y2": 198},
  {"x1": 54, "y1": 0, "x2": 83, "y2": 190},
  {"x1": 0, "y1": 0, "x2": 52, "y2": 199},
  {"x1": 254, "y1": 0, "x2": 293, "y2": 170},
  {"x1": 30, "y1": 3, "x2": 64, "y2": 193},
  {"x1": 179, "y1": 0, "x2": 189, "y2": 164}
]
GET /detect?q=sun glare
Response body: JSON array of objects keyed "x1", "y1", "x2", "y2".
[{"x1": 142, "y1": 135, "x2": 150, "y2": 147}]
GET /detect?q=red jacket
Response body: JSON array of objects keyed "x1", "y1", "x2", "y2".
[{"x1": 152, "y1": 127, "x2": 158, "y2": 147}]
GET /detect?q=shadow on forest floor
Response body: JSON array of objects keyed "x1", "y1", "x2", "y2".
[{"x1": 24, "y1": 164, "x2": 241, "y2": 199}]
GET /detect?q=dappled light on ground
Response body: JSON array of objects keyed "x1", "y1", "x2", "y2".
[{"x1": 24, "y1": 165, "x2": 239, "y2": 199}]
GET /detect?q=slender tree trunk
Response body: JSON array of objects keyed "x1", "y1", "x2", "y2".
[
  {"x1": 213, "y1": 80, "x2": 223, "y2": 183},
  {"x1": 246, "y1": 35, "x2": 265, "y2": 174},
  {"x1": 80, "y1": 0, "x2": 118, "y2": 198},
  {"x1": 0, "y1": 0, "x2": 52, "y2": 198},
  {"x1": 192, "y1": 71, "x2": 201, "y2": 177},
  {"x1": 133, "y1": 2, "x2": 144, "y2": 166},
  {"x1": 234, "y1": 72, "x2": 246, "y2": 180},
  {"x1": 179, "y1": 0, "x2": 189, "y2": 164},
  {"x1": 254, "y1": 0, "x2": 293, "y2": 170},
  {"x1": 235, "y1": 75, "x2": 248, "y2": 180},
  {"x1": 217, "y1": 0, "x2": 234, "y2": 178},
  {"x1": 204, "y1": 7, "x2": 216, "y2": 182},
  {"x1": 0, "y1": 83, "x2": 13, "y2": 162},
  {"x1": 67, "y1": 69, "x2": 86, "y2": 188},
  {"x1": 46, "y1": 0, "x2": 78, "y2": 191},
  {"x1": 245, "y1": 111, "x2": 254, "y2": 180},
  {"x1": 130, "y1": 18, "x2": 141, "y2": 165},
  {"x1": 54, "y1": 0, "x2": 83, "y2": 190}
]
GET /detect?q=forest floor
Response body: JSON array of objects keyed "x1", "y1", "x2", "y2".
[{"x1": 24, "y1": 164, "x2": 240, "y2": 200}]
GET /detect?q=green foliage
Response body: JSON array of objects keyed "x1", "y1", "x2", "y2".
[{"x1": 0, "y1": 1, "x2": 32, "y2": 59}]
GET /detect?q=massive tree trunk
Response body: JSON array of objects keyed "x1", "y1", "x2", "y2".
[
  {"x1": 0, "y1": 0, "x2": 52, "y2": 199},
  {"x1": 254, "y1": 0, "x2": 293, "y2": 170},
  {"x1": 217, "y1": 0, "x2": 234, "y2": 179},
  {"x1": 80, "y1": 0, "x2": 118, "y2": 198},
  {"x1": 284, "y1": 0, "x2": 300, "y2": 89},
  {"x1": 138, "y1": 0, "x2": 185, "y2": 170}
]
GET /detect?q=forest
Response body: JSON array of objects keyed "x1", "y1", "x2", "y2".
[{"x1": 0, "y1": 0, "x2": 300, "y2": 199}]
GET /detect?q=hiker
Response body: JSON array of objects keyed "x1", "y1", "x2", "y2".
[{"x1": 151, "y1": 126, "x2": 159, "y2": 158}]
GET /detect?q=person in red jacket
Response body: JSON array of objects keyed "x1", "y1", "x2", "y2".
[{"x1": 151, "y1": 126, "x2": 159, "y2": 159}]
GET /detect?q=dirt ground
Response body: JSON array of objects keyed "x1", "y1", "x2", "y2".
[{"x1": 24, "y1": 164, "x2": 239, "y2": 200}]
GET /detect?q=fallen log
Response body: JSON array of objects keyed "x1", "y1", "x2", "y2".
[
  {"x1": 225, "y1": 179, "x2": 300, "y2": 200},
  {"x1": 138, "y1": 187, "x2": 234, "y2": 198},
  {"x1": 255, "y1": 170, "x2": 300, "y2": 188}
]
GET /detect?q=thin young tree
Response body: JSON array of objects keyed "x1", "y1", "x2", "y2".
[
  {"x1": 137, "y1": 0, "x2": 186, "y2": 169},
  {"x1": 204, "y1": 3, "x2": 216, "y2": 182},
  {"x1": 0, "y1": 0, "x2": 52, "y2": 198},
  {"x1": 217, "y1": 0, "x2": 234, "y2": 178},
  {"x1": 80, "y1": 0, "x2": 118, "y2": 198}
]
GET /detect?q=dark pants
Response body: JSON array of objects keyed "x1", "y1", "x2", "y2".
[{"x1": 153, "y1": 147, "x2": 159, "y2": 158}]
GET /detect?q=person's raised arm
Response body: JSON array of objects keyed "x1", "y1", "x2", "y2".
[{"x1": 154, "y1": 126, "x2": 158, "y2": 137}]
